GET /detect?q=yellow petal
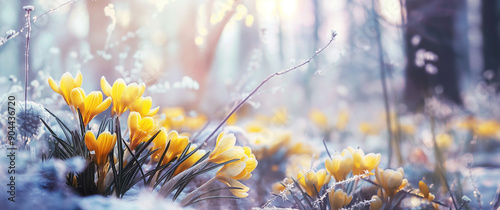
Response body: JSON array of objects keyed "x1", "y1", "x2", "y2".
[
  {"x1": 85, "y1": 131, "x2": 98, "y2": 151},
  {"x1": 316, "y1": 169, "x2": 328, "y2": 188},
  {"x1": 151, "y1": 128, "x2": 168, "y2": 162},
  {"x1": 139, "y1": 117, "x2": 155, "y2": 131},
  {"x1": 217, "y1": 177, "x2": 249, "y2": 198},
  {"x1": 346, "y1": 195, "x2": 353, "y2": 205},
  {"x1": 210, "y1": 146, "x2": 244, "y2": 164},
  {"x1": 419, "y1": 181, "x2": 430, "y2": 198},
  {"x1": 370, "y1": 195, "x2": 382, "y2": 210},
  {"x1": 128, "y1": 112, "x2": 141, "y2": 136},
  {"x1": 95, "y1": 97, "x2": 112, "y2": 113},
  {"x1": 362, "y1": 153, "x2": 381, "y2": 171},
  {"x1": 75, "y1": 71, "x2": 83, "y2": 86},
  {"x1": 48, "y1": 77, "x2": 61, "y2": 94},
  {"x1": 210, "y1": 132, "x2": 236, "y2": 161},
  {"x1": 429, "y1": 193, "x2": 435, "y2": 201},
  {"x1": 70, "y1": 88, "x2": 86, "y2": 108},
  {"x1": 218, "y1": 160, "x2": 247, "y2": 177},
  {"x1": 387, "y1": 172, "x2": 403, "y2": 189},
  {"x1": 100, "y1": 76, "x2": 112, "y2": 97},
  {"x1": 147, "y1": 106, "x2": 160, "y2": 116},
  {"x1": 112, "y1": 80, "x2": 127, "y2": 115}
]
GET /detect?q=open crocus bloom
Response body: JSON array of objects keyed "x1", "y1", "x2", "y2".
[
  {"x1": 344, "y1": 147, "x2": 381, "y2": 175},
  {"x1": 70, "y1": 88, "x2": 111, "y2": 126},
  {"x1": 297, "y1": 169, "x2": 330, "y2": 197},
  {"x1": 161, "y1": 130, "x2": 190, "y2": 165},
  {"x1": 216, "y1": 146, "x2": 258, "y2": 180},
  {"x1": 213, "y1": 145, "x2": 258, "y2": 198},
  {"x1": 129, "y1": 96, "x2": 159, "y2": 117},
  {"x1": 101, "y1": 77, "x2": 145, "y2": 116},
  {"x1": 128, "y1": 111, "x2": 158, "y2": 150},
  {"x1": 48, "y1": 71, "x2": 83, "y2": 106},
  {"x1": 208, "y1": 132, "x2": 245, "y2": 164},
  {"x1": 325, "y1": 151, "x2": 354, "y2": 182},
  {"x1": 230, "y1": 146, "x2": 258, "y2": 180},
  {"x1": 85, "y1": 131, "x2": 117, "y2": 168},
  {"x1": 329, "y1": 189, "x2": 352, "y2": 210},
  {"x1": 374, "y1": 167, "x2": 407, "y2": 199}
]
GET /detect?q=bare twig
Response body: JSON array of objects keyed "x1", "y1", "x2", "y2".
[
  {"x1": 24, "y1": 5, "x2": 33, "y2": 134},
  {"x1": 261, "y1": 168, "x2": 316, "y2": 209},
  {"x1": 341, "y1": 198, "x2": 377, "y2": 210},
  {"x1": 32, "y1": 0, "x2": 80, "y2": 23},
  {"x1": 0, "y1": 0, "x2": 78, "y2": 46},
  {"x1": 467, "y1": 162, "x2": 482, "y2": 209},
  {"x1": 312, "y1": 171, "x2": 369, "y2": 208},
  {"x1": 201, "y1": 32, "x2": 338, "y2": 147}
]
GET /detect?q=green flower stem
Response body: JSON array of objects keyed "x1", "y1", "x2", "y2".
[{"x1": 97, "y1": 167, "x2": 107, "y2": 194}]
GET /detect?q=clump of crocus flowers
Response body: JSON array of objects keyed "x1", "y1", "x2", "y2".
[{"x1": 47, "y1": 72, "x2": 259, "y2": 204}]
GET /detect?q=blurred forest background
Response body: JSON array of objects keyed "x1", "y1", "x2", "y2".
[
  {"x1": 2, "y1": 0, "x2": 500, "y2": 208},
  {"x1": 1, "y1": 0, "x2": 499, "y2": 114}
]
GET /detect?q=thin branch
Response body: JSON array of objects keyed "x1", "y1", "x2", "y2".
[
  {"x1": 201, "y1": 32, "x2": 338, "y2": 147},
  {"x1": 32, "y1": 0, "x2": 80, "y2": 23},
  {"x1": 24, "y1": 5, "x2": 33, "y2": 135},
  {"x1": 0, "y1": 0, "x2": 78, "y2": 46},
  {"x1": 467, "y1": 162, "x2": 482, "y2": 209}
]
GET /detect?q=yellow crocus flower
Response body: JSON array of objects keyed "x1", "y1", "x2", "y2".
[
  {"x1": 370, "y1": 195, "x2": 383, "y2": 210},
  {"x1": 151, "y1": 127, "x2": 168, "y2": 162},
  {"x1": 161, "y1": 107, "x2": 186, "y2": 130},
  {"x1": 359, "y1": 122, "x2": 380, "y2": 136},
  {"x1": 85, "y1": 131, "x2": 117, "y2": 168},
  {"x1": 344, "y1": 147, "x2": 381, "y2": 175},
  {"x1": 436, "y1": 133, "x2": 453, "y2": 150},
  {"x1": 419, "y1": 181, "x2": 439, "y2": 209},
  {"x1": 374, "y1": 167, "x2": 407, "y2": 199},
  {"x1": 418, "y1": 181, "x2": 435, "y2": 202},
  {"x1": 211, "y1": 146, "x2": 257, "y2": 199},
  {"x1": 325, "y1": 152, "x2": 354, "y2": 182},
  {"x1": 270, "y1": 108, "x2": 288, "y2": 125},
  {"x1": 183, "y1": 115, "x2": 207, "y2": 130},
  {"x1": 70, "y1": 88, "x2": 112, "y2": 126},
  {"x1": 208, "y1": 132, "x2": 245, "y2": 164},
  {"x1": 216, "y1": 176, "x2": 250, "y2": 198},
  {"x1": 335, "y1": 109, "x2": 349, "y2": 131},
  {"x1": 101, "y1": 77, "x2": 145, "y2": 116},
  {"x1": 309, "y1": 109, "x2": 328, "y2": 130},
  {"x1": 129, "y1": 96, "x2": 159, "y2": 117},
  {"x1": 48, "y1": 71, "x2": 83, "y2": 106},
  {"x1": 475, "y1": 120, "x2": 500, "y2": 139},
  {"x1": 160, "y1": 130, "x2": 190, "y2": 165},
  {"x1": 217, "y1": 146, "x2": 258, "y2": 180},
  {"x1": 128, "y1": 111, "x2": 158, "y2": 150},
  {"x1": 457, "y1": 116, "x2": 477, "y2": 130},
  {"x1": 286, "y1": 141, "x2": 317, "y2": 157},
  {"x1": 329, "y1": 189, "x2": 352, "y2": 210},
  {"x1": 173, "y1": 145, "x2": 206, "y2": 176},
  {"x1": 297, "y1": 169, "x2": 330, "y2": 197}
]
